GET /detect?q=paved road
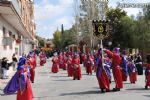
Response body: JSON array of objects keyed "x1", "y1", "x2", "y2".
[{"x1": 0, "y1": 58, "x2": 150, "y2": 100}]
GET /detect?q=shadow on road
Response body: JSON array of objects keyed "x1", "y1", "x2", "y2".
[
  {"x1": 126, "y1": 88, "x2": 146, "y2": 91},
  {"x1": 60, "y1": 90, "x2": 101, "y2": 96},
  {"x1": 0, "y1": 93, "x2": 16, "y2": 96},
  {"x1": 143, "y1": 95, "x2": 150, "y2": 97}
]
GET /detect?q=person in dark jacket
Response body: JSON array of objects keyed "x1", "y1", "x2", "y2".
[{"x1": 1, "y1": 57, "x2": 11, "y2": 79}]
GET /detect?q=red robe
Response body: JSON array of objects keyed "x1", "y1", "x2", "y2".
[
  {"x1": 67, "y1": 58, "x2": 73, "y2": 77},
  {"x1": 105, "y1": 50, "x2": 123, "y2": 89},
  {"x1": 33, "y1": 52, "x2": 37, "y2": 67},
  {"x1": 62, "y1": 55, "x2": 67, "y2": 70},
  {"x1": 30, "y1": 58, "x2": 36, "y2": 83},
  {"x1": 58, "y1": 55, "x2": 63, "y2": 69},
  {"x1": 145, "y1": 64, "x2": 150, "y2": 87},
  {"x1": 82, "y1": 54, "x2": 87, "y2": 67},
  {"x1": 86, "y1": 57, "x2": 93, "y2": 75},
  {"x1": 96, "y1": 57, "x2": 110, "y2": 91},
  {"x1": 72, "y1": 57, "x2": 81, "y2": 80},
  {"x1": 17, "y1": 70, "x2": 33, "y2": 100},
  {"x1": 51, "y1": 57, "x2": 59, "y2": 73},
  {"x1": 39, "y1": 52, "x2": 46, "y2": 66},
  {"x1": 128, "y1": 63, "x2": 137, "y2": 83},
  {"x1": 129, "y1": 72, "x2": 137, "y2": 84}
]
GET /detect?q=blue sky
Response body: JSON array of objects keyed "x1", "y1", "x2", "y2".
[{"x1": 34, "y1": 0, "x2": 149, "y2": 39}]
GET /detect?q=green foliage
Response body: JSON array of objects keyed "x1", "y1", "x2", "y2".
[
  {"x1": 106, "y1": 8, "x2": 128, "y2": 48},
  {"x1": 52, "y1": 30, "x2": 62, "y2": 49},
  {"x1": 38, "y1": 39, "x2": 45, "y2": 48},
  {"x1": 61, "y1": 26, "x2": 77, "y2": 49},
  {"x1": 36, "y1": 35, "x2": 45, "y2": 48},
  {"x1": 106, "y1": 7, "x2": 150, "y2": 50},
  {"x1": 52, "y1": 26, "x2": 77, "y2": 50}
]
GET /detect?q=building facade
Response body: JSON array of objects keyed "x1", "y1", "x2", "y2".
[{"x1": 0, "y1": 0, "x2": 36, "y2": 60}]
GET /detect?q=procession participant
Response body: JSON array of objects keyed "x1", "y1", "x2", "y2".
[
  {"x1": 127, "y1": 58, "x2": 137, "y2": 84},
  {"x1": 67, "y1": 55, "x2": 73, "y2": 77},
  {"x1": 85, "y1": 54, "x2": 93, "y2": 75},
  {"x1": 93, "y1": 51, "x2": 97, "y2": 72},
  {"x1": 62, "y1": 52, "x2": 67, "y2": 70},
  {"x1": 51, "y1": 53, "x2": 59, "y2": 73},
  {"x1": 135, "y1": 53, "x2": 143, "y2": 75},
  {"x1": 120, "y1": 50, "x2": 128, "y2": 81},
  {"x1": 82, "y1": 53, "x2": 87, "y2": 72},
  {"x1": 28, "y1": 52, "x2": 37, "y2": 83},
  {"x1": 39, "y1": 49, "x2": 46, "y2": 66},
  {"x1": 33, "y1": 49, "x2": 37, "y2": 66},
  {"x1": 72, "y1": 53, "x2": 81, "y2": 80},
  {"x1": 104, "y1": 47, "x2": 123, "y2": 91},
  {"x1": 1, "y1": 57, "x2": 12, "y2": 79},
  {"x1": 96, "y1": 48, "x2": 110, "y2": 93},
  {"x1": 58, "y1": 52, "x2": 63, "y2": 69},
  {"x1": 144, "y1": 56, "x2": 150, "y2": 89},
  {"x1": 3, "y1": 57, "x2": 34, "y2": 100}
]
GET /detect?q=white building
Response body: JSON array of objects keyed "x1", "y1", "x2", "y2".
[{"x1": 0, "y1": 0, "x2": 36, "y2": 60}]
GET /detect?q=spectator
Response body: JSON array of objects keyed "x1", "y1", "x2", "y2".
[
  {"x1": 1, "y1": 57, "x2": 12, "y2": 79},
  {"x1": 12, "y1": 53, "x2": 18, "y2": 70},
  {"x1": 135, "y1": 53, "x2": 143, "y2": 75}
]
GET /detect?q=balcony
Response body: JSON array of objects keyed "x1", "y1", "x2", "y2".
[
  {"x1": 0, "y1": 0, "x2": 21, "y2": 16},
  {"x1": 0, "y1": 0, "x2": 34, "y2": 41}
]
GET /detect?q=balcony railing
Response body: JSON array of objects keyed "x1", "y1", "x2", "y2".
[{"x1": 0, "y1": 0, "x2": 21, "y2": 16}]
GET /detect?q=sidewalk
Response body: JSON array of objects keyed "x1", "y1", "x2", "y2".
[{"x1": 0, "y1": 67, "x2": 16, "y2": 88}]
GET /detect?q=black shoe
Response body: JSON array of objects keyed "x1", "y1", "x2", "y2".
[
  {"x1": 145, "y1": 86, "x2": 148, "y2": 89},
  {"x1": 73, "y1": 78, "x2": 75, "y2": 80},
  {"x1": 113, "y1": 88, "x2": 119, "y2": 92},
  {"x1": 32, "y1": 81, "x2": 34, "y2": 83},
  {"x1": 101, "y1": 89, "x2": 105, "y2": 93}
]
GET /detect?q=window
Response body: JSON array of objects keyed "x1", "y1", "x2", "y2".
[{"x1": 3, "y1": 27, "x2": 6, "y2": 37}]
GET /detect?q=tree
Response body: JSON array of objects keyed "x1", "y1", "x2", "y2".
[
  {"x1": 38, "y1": 39, "x2": 45, "y2": 48},
  {"x1": 36, "y1": 35, "x2": 45, "y2": 48},
  {"x1": 77, "y1": 0, "x2": 103, "y2": 47},
  {"x1": 52, "y1": 29, "x2": 62, "y2": 49},
  {"x1": 61, "y1": 25, "x2": 77, "y2": 49},
  {"x1": 106, "y1": 8, "x2": 127, "y2": 48}
]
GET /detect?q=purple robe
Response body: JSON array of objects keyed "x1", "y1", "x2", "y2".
[
  {"x1": 96, "y1": 57, "x2": 111, "y2": 79},
  {"x1": 3, "y1": 64, "x2": 27, "y2": 95},
  {"x1": 3, "y1": 72, "x2": 19, "y2": 94}
]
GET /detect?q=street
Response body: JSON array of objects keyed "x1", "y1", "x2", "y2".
[{"x1": 0, "y1": 58, "x2": 150, "y2": 100}]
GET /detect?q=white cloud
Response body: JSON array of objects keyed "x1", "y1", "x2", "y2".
[
  {"x1": 36, "y1": 16, "x2": 74, "y2": 39},
  {"x1": 35, "y1": 0, "x2": 74, "y2": 39},
  {"x1": 56, "y1": 16, "x2": 74, "y2": 27},
  {"x1": 35, "y1": 0, "x2": 74, "y2": 21},
  {"x1": 35, "y1": 3, "x2": 65, "y2": 21}
]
